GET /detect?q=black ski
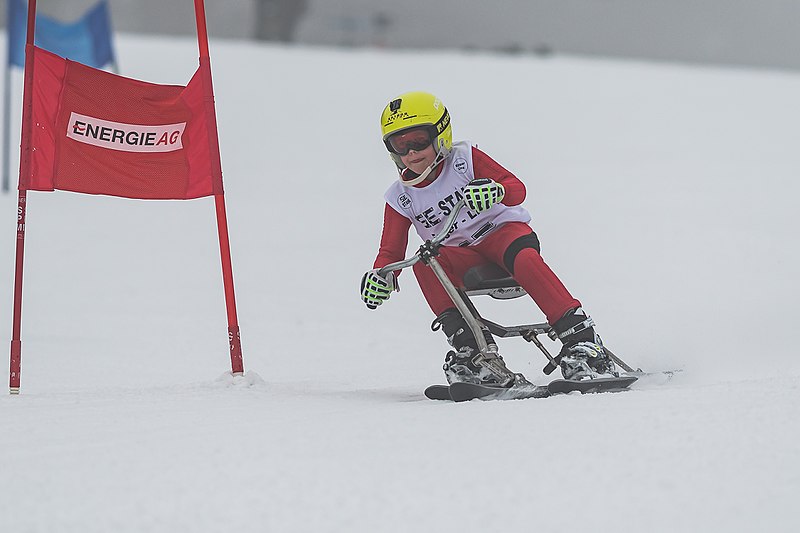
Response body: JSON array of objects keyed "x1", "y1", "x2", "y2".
[
  {"x1": 425, "y1": 374, "x2": 641, "y2": 402},
  {"x1": 424, "y1": 384, "x2": 452, "y2": 401},
  {"x1": 450, "y1": 381, "x2": 550, "y2": 402},
  {"x1": 425, "y1": 382, "x2": 548, "y2": 402},
  {"x1": 548, "y1": 375, "x2": 638, "y2": 395}
]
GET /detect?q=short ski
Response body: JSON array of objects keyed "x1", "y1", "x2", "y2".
[
  {"x1": 449, "y1": 381, "x2": 550, "y2": 402},
  {"x1": 547, "y1": 375, "x2": 638, "y2": 395},
  {"x1": 425, "y1": 374, "x2": 641, "y2": 402},
  {"x1": 424, "y1": 384, "x2": 452, "y2": 401},
  {"x1": 425, "y1": 382, "x2": 549, "y2": 402}
]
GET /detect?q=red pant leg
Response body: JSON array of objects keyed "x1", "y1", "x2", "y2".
[
  {"x1": 472, "y1": 222, "x2": 581, "y2": 325},
  {"x1": 413, "y1": 222, "x2": 581, "y2": 324},
  {"x1": 511, "y1": 248, "x2": 581, "y2": 324},
  {"x1": 412, "y1": 246, "x2": 485, "y2": 316}
]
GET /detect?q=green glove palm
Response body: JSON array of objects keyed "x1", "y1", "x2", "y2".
[
  {"x1": 463, "y1": 178, "x2": 505, "y2": 213},
  {"x1": 361, "y1": 269, "x2": 395, "y2": 309}
]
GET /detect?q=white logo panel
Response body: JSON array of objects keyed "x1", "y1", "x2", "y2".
[{"x1": 66, "y1": 112, "x2": 186, "y2": 153}]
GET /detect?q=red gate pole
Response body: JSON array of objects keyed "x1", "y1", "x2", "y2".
[
  {"x1": 9, "y1": 193, "x2": 27, "y2": 394},
  {"x1": 193, "y1": 0, "x2": 244, "y2": 374},
  {"x1": 10, "y1": 0, "x2": 38, "y2": 394}
]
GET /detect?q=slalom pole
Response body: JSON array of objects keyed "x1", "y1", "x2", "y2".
[
  {"x1": 10, "y1": 192, "x2": 26, "y2": 393},
  {"x1": 9, "y1": 0, "x2": 37, "y2": 394},
  {"x1": 193, "y1": 0, "x2": 244, "y2": 374}
]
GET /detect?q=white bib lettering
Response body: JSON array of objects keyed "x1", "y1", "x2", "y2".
[{"x1": 384, "y1": 141, "x2": 530, "y2": 246}]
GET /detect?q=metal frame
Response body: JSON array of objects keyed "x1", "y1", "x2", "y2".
[{"x1": 378, "y1": 198, "x2": 635, "y2": 375}]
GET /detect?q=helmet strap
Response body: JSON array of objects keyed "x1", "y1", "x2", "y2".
[{"x1": 399, "y1": 140, "x2": 451, "y2": 187}]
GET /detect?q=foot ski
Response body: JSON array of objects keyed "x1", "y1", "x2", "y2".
[
  {"x1": 548, "y1": 375, "x2": 638, "y2": 395},
  {"x1": 448, "y1": 381, "x2": 550, "y2": 402},
  {"x1": 424, "y1": 384, "x2": 452, "y2": 401},
  {"x1": 425, "y1": 374, "x2": 647, "y2": 402}
]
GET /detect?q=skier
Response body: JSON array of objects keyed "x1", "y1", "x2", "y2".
[{"x1": 360, "y1": 91, "x2": 616, "y2": 387}]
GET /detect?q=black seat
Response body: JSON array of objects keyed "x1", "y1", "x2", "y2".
[{"x1": 462, "y1": 263, "x2": 520, "y2": 291}]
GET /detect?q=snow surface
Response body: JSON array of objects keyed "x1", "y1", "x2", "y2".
[{"x1": 1, "y1": 34, "x2": 799, "y2": 532}]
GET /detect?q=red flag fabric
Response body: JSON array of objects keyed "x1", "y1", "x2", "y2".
[{"x1": 23, "y1": 46, "x2": 223, "y2": 199}]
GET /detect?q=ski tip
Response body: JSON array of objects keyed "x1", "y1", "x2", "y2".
[
  {"x1": 424, "y1": 384, "x2": 452, "y2": 401},
  {"x1": 448, "y1": 382, "x2": 499, "y2": 402}
]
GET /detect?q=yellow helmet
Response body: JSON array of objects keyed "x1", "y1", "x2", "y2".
[{"x1": 380, "y1": 92, "x2": 452, "y2": 183}]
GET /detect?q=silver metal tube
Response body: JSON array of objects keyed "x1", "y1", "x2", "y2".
[
  {"x1": 603, "y1": 346, "x2": 635, "y2": 373},
  {"x1": 377, "y1": 198, "x2": 466, "y2": 278},
  {"x1": 377, "y1": 256, "x2": 419, "y2": 278},
  {"x1": 430, "y1": 199, "x2": 466, "y2": 247},
  {"x1": 427, "y1": 256, "x2": 490, "y2": 354},
  {"x1": 375, "y1": 198, "x2": 491, "y2": 354}
]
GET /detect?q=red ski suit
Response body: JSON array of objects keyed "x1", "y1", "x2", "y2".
[{"x1": 373, "y1": 146, "x2": 580, "y2": 325}]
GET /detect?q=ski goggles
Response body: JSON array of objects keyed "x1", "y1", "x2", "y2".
[{"x1": 384, "y1": 126, "x2": 434, "y2": 156}]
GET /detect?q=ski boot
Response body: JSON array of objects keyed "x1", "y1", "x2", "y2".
[
  {"x1": 432, "y1": 308, "x2": 527, "y2": 387},
  {"x1": 552, "y1": 307, "x2": 616, "y2": 380}
]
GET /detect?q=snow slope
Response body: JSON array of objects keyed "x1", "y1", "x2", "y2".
[{"x1": 1, "y1": 35, "x2": 799, "y2": 532}]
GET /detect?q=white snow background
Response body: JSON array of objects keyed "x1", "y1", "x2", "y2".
[{"x1": 1, "y1": 33, "x2": 799, "y2": 532}]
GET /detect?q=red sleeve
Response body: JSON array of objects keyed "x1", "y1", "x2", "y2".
[
  {"x1": 373, "y1": 203, "x2": 412, "y2": 277},
  {"x1": 471, "y1": 146, "x2": 526, "y2": 206}
]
